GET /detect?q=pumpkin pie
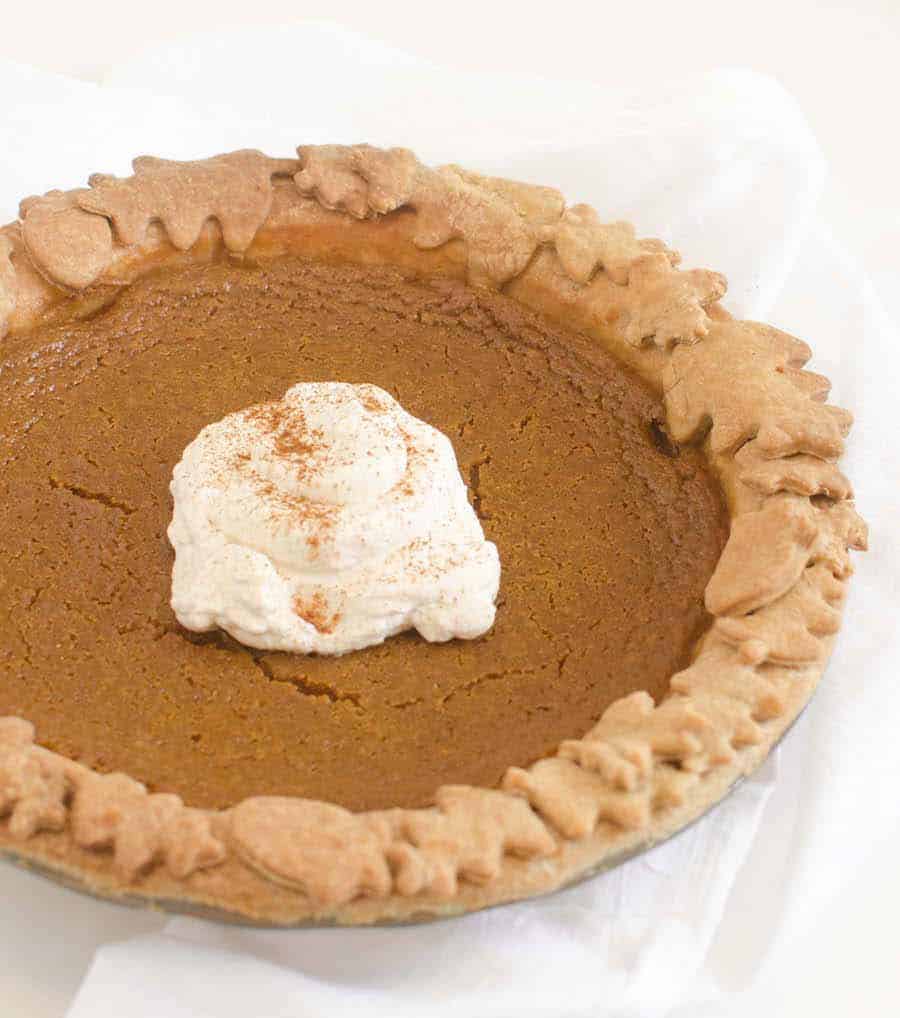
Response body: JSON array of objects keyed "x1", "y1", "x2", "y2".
[{"x1": 0, "y1": 145, "x2": 866, "y2": 924}]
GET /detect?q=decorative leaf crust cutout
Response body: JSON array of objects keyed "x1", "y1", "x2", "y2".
[
  {"x1": 0, "y1": 721, "x2": 226, "y2": 881},
  {"x1": 733, "y1": 442, "x2": 853, "y2": 514},
  {"x1": 229, "y1": 787, "x2": 557, "y2": 907},
  {"x1": 714, "y1": 564, "x2": 847, "y2": 666},
  {"x1": 664, "y1": 320, "x2": 852, "y2": 457},
  {"x1": 81, "y1": 151, "x2": 299, "y2": 252},
  {"x1": 0, "y1": 719, "x2": 68, "y2": 839},
  {"x1": 553, "y1": 205, "x2": 673, "y2": 285},
  {"x1": 385, "y1": 786, "x2": 558, "y2": 897},
  {"x1": 69, "y1": 770, "x2": 226, "y2": 880},
  {"x1": 0, "y1": 144, "x2": 866, "y2": 921},
  {"x1": 294, "y1": 144, "x2": 726, "y2": 346},
  {"x1": 20, "y1": 189, "x2": 113, "y2": 290},
  {"x1": 705, "y1": 494, "x2": 867, "y2": 616},
  {"x1": 17, "y1": 151, "x2": 298, "y2": 295},
  {"x1": 229, "y1": 798, "x2": 393, "y2": 906}
]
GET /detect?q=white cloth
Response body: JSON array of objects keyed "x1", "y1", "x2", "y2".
[{"x1": 0, "y1": 22, "x2": 895, "y2": 1018}]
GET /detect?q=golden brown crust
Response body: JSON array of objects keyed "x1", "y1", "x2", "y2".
[
  {"x1": 0, "y1": 232, "x2": 15, "y2": 326},
  {"x1": 0, "y1": 143, "x2": 866, "y2": 924}
]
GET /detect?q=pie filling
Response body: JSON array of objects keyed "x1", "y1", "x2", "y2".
[{"x1": 0, "y1": 256, "x2": 728, "y2": 812}]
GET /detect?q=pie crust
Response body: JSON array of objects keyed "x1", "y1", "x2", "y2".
[{"x1": 0, "y1": 145, "x2": 867, "y2": 924}]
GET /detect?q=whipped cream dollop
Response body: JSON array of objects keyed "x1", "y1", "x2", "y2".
[{"x1": 167, "y1": 382, "x2": 500, "y2": 655}]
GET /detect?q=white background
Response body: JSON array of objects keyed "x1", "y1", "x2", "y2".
[{"x1": 0, "y1": 2, "x2": 898, "y2": 1015}]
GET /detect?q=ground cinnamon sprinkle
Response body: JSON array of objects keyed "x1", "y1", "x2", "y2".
[
  {"x1": 236, "y1": 398, "x2": 340, "y2": 534},
  {"x1": 252, "y1": 475, "x2": 338, "y2": 527},
  {"x1": 245, "y1": 400, "x2": 323, "y2": 461},
  {"x1": 293, "y1": 591, "x2": 341, "y2": 634},
  {"x1": 274, "y1": 424, "x2": 324, "y2": 461},
  {"x1": 358, "y1": 391, "x2": 388, "y2": 413}
]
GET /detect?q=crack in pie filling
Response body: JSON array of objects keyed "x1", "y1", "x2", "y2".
[{"x1": 0, "y1": 145, "x2": 865, "y2": 924}]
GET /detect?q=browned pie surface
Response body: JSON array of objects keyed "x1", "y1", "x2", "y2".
[{"x1": 0, "y1": 257, "x2": 727, "y2": 812}]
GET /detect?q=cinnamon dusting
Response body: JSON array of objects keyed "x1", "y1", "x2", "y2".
[
  {"x1": 293, "y1": 591, "x2": 341, "y2": 634},
  {"x1": 232, "y1": 399, "x2": 340, "y2": 533},
  {"x1": 245, "y1": 400, "x2": 323, "y2": 462},
  {"x1": 358, "y1": 390, "x2": 388, "y2": 414}
]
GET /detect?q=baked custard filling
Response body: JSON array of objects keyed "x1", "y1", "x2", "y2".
[{"x1": 0, "y1": 256, "x2": 727, "y2": 812}]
